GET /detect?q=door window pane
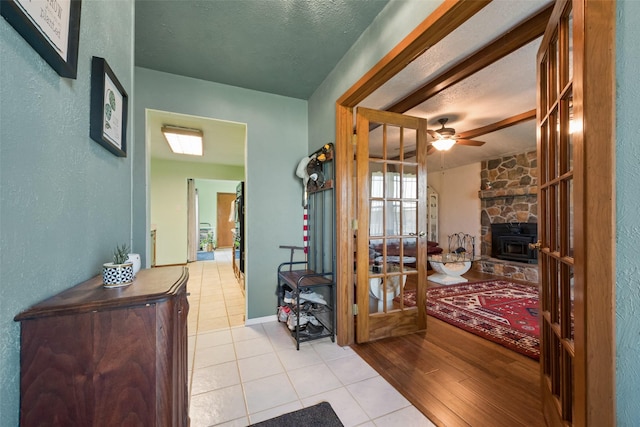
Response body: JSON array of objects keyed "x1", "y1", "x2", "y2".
[
  {"x1": 555, "y1": 184, "x2": 561, "y2": 253},
  {"x1": 369, "y1": 166, "x2": 384, "y2": 198},
  {"x1": 568, "y1": 179, "x2": 574, "y2": 257},
  {"x1": 403, "y1": 164, "x2": 417, "y2": 199},
  {"x1": 369, "y1": 200, "x2": 383, "y2": 236},
  {"x1": 385, "y1": 164, "x2": 401, "y2": 199},
  {"x1": 540, "y1": 56, "x2": 549, "y2": 113},
  {"x1": 554, "y1": 110, "x2": 560, "y2": 178},
  {"x1": 386, "y1": 201, "x2": 401, "y2": 236},
  {"x1": 567, "y1": 95, "x2": 574, "y2": 170},
  {"x1": 385, "y1": 125, "x2": 401, "y2": 160},
  {"x1": 566, "y1": 264, "x2": 575, "y2": 341},
  {"x1": 403, "y1": 201, "x2": 417, "y2": 235},
  {"x1": 368, "y1": 126, "x2": 384, "y2": 160}
]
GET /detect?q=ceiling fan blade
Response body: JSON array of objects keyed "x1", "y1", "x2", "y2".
[
  {"x1": 427, "y1": 144, "x2": 435, "y2": 155},
  {"x1": 427, "y1": 129, "x2": 440, "y2": 139},
  {"x1": 455, "y1": 139, "x2": 485, "y2": 147}
]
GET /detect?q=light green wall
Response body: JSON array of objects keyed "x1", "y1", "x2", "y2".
[
  {"x1": 137, "y1": 67, "x2": 308, "y2": 318},
  {"x1": 150, "y1": 159, "x2": 243, "y2": 265},
  {"x1": 0, "y1": 1, "x2": 134, "y2": 425},
  {"x1": 195, "y1": 179, "x2": 240, "y2": 247},
  {"x1": 615, "y1": 1, "x2": 640, "y2": 424}
]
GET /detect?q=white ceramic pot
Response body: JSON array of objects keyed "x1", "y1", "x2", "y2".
[
  {"x1": 103, "y1": 262, "x2": 134, "y2": 287},
  {"x1": 127, "y1": 253, "x2": 141, "y2": 276}
]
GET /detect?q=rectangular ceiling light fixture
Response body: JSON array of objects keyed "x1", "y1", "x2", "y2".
[{"x1": 162, "y1": 126, "x2": 203, "y2": 156}]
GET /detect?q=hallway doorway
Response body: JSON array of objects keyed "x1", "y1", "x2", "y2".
[{"x1": 147, "y1": 108, "x2": 246, "y2": 267}]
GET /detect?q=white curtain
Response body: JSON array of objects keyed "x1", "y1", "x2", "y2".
[
  {"x1": 369, "y1": 171, "x2": 417, "y2": 237},
  {"x1": 187, "y1": 179, "x2": 198, "y2": 262}
]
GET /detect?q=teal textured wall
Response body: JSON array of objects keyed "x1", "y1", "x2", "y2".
[
  {"x1": 616, "y1": 1, "x2": 640, "y2": 424},
  {"x1": 135, "y1": 67, "x2": 308, "y2": 319},
  {"x1": 0, "y1": 1, "x2": 134, "y2": 425}
]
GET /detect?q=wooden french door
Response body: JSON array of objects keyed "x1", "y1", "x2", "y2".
[
  {"x1": 354, "y1": 107, "x2": 428, "y2": 343},
  {"x1": 536, "y1": 0, "x2": 615, "y2": 425}
]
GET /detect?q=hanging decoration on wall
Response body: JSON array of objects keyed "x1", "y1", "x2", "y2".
[
  {"x1": 90, "y1": 56, "x2": 128, "y2": 157},
  {"x1": 295, "y1": 143, "x2": 333, "y2": 202},
  {"x1": 1, "y1": 0, "x2": 82, "y2": 78}
]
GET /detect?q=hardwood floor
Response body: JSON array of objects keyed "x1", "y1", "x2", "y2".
[{"x1": 352, "y1": 270, "x2": 545, "y2": 427}]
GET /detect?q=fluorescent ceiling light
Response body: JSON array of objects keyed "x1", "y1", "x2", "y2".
[
  {"x1": 432, "y1": 139, "x2": 456, "y2": 151},
  {"x1": 162, "y1": 126, "x2": 203, "y2": 156}
]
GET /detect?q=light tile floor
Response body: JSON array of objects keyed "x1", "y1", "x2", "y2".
[{"x1": 186, "y1": 249, "x2": 435, "y2": 426}]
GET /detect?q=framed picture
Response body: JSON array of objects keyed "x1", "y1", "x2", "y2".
[
  {"x1": 90, "y1": 57, "x2": 128, "y2": 157},
  {"x1": 1, "y1": 0, "x2": 82, "y2": 79}
]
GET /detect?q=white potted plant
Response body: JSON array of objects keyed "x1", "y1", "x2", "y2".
[
  {"x1": 103, "y1": 243, "x2": 134, "y2": 288},
  {"x1": 202, "y1": 232, "x2": 215, "y2": 252}
]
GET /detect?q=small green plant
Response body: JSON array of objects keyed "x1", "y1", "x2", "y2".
[
  {"x1": 113, "y1": 243, "x2": 130, "y2": 264},
  {"x1": 204, "y1": 233, "x2": 213, "y2": 245}
]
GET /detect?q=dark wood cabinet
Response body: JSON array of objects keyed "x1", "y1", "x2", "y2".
[{"x1": 14, "y1": 266, "x2": 189, "y2": 427}]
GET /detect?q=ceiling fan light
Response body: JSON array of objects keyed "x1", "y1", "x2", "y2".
[
  {"x1": 432, "y1": 139, "x2": 456, "y2": 151},
  {"x1": 162, "y1": 126, "x2": 203, "y2": 156}
]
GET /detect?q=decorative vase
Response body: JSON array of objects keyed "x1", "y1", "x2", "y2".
[
  {"x1": 127, "y1": 253, "x2": 141, "y2": 276},
  {"x1": 102, "y1": 262, "x2": 134, "y2": 288}
]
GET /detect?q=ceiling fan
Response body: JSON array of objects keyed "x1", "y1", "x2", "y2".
[{"x1": 427, "y1": 118, "x2": 486, "y2": 154}]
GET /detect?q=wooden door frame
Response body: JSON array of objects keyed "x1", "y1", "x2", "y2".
[
  {"x1": 334, "y1": 0, "x2": 615, "y2": 422},
  {"x1": 565, "y1": 0, "x2": 616, "y2": 424}
]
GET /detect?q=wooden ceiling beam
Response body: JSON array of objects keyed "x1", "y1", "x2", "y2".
[
  {"x1": 337, "y1": 0, "x2": 491, "y2": 107},
  {"x1": 457, "y1": 109, "x2": 536, "y2": 139},
  {"x1": 386, "y1": 3, "x2": 554, "y2": 114}
]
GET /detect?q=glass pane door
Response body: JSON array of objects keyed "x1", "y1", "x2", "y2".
[
  {"x1": 355, "y1": 107, "x2": 428, "y2": 343},
  {"x1": 537, "y1": 2, "x2": 575, "y2": 423}
]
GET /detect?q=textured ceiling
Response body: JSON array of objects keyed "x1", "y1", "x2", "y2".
[
  {"x1": 360, "y1": 0, "x2": 552, "y2": 171},
  {"x1": 135, "y1": 0, "x2": 390, "y2": 100},
  {"x1": 137, "y1": 0, "x2": 552, "y2": 170}
]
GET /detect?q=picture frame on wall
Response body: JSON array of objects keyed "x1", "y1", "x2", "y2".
[
  {"x1": 0, "y1": 0, "x2": 82, "y2": 79},
  {"x1": 90, "y1": 57, "x2": 128, "y2": 157}
]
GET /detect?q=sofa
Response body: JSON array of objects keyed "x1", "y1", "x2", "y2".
[{"x1": 369, "y1": 239, "x2": 443, "y2": 268}]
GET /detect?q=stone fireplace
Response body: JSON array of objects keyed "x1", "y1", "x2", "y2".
[
  {"x1": 476, "y1": 151, "x2": 539, "y2": 282},
  {"x1": 491, "y1": 222, "x2": 538, "y2": 263}
]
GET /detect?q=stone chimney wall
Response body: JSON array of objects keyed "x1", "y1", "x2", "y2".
[
  {"x1": 475, "y1": 150, "x2": 539, "y2": 283},
  {"x1": 478, "y1": 150, "x2": 538, "y2": 257}
]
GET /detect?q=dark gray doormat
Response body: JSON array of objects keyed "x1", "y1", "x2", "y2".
[{"x1": 249, "y1": 401, "x2": 343, "y2": 427}]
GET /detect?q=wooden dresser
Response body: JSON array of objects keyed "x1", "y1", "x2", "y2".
[{"x1": 14, "y1": 266, "x2": 189, "y2": 427}]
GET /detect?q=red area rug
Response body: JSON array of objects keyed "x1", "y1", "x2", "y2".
[{"x1": 397, "y1": 280, "x2": 540, "y2": 360}]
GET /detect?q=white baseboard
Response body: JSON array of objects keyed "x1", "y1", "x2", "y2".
[{"x1": 245, "y1": 314, "x2": 277, "y2": 326}]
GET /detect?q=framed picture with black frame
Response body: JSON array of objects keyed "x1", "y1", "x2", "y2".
[
  {"x1": 0, "y1": 0, "x2": 82, "y2": 79},
  {"x1": 90, "y1": 56, "x2": 128, "y2": 157}
]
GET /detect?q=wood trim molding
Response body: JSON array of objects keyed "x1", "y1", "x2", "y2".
[
  {"x1": 386, "y1": 4, "x2": 554, "y2": 114},
  {"x1": 335, "y1": 103, "x2": 354, "y2": 346},
  {"x1": 336, "y1": 0, "x2": 490, "y2": 107},
  {"x1": 573, "y1": 0, "x2": 616, "y2": 424},
  {"x1": 457, "y1": 109, "x2": 536, "y2": 140}
]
